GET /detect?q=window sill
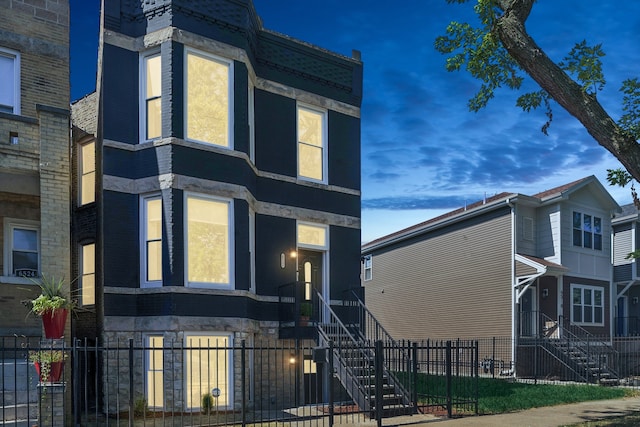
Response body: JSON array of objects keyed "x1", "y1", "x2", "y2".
[{"x1": 0, "y1": 276, "x2": 38, "y2": 285}]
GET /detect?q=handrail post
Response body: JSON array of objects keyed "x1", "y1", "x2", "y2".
[
  {"x1": 328, "y1": 340, "x2": 334, "y2": 427},
  {"x1": 128, "y1": 338, "x2": 134, "y2": 427}
]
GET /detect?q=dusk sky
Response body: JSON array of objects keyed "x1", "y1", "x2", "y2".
[{"x1": 69, "y1": 1, "x2": 640, "y2": 243}]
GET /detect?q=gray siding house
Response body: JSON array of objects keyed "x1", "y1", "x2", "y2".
[
  {"x1": 612, "y1": 203, "x2": 640, "y2": 336},
  {"x1": 362, "y1": 176, "x2": 620, "y2": 375}
]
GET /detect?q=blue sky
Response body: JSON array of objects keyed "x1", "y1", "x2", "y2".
[{"x1": 70, "y1": 1, "x2": 640, "y2": 243}]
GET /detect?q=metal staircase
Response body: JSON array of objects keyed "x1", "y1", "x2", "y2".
[
  {"x1": 315, "y1": 292, "x2": 415, "y2": 417},
  {"x1": 536, "y1": 314, "x2": 619, "y2": 384}
]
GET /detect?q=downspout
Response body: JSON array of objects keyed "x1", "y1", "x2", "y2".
[{"x1": 506, "y1": 198, "x2": 516, "y2": 374}]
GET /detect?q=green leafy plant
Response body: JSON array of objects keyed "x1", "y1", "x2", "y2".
[
  {"x1": 29, "y1": 349, "x2": 64, "y2": 383},
  {"x1": 133, "y1": 396, "x2": 149, "y2": 417},
  {"x1": 300, "y1": 302, "x2": 312, "y2": 317},
  {"x1": 28, "y1": 274, "x2": 76, "y2": 316},
  {"x1": 201, "y1": 393, "x2": 214, "y2": 414}
]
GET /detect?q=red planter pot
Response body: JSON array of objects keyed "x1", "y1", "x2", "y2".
[
  {"x1": 34, "y1": 361, "x2": 64, "y2": 383},
  {"x1": 41, "y1": 309, "x2": 68, "y2": 339}
]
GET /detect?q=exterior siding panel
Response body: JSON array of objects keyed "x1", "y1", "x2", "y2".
[{"x1": 365, "y1": 210, "x2": 512, "y2": 340}]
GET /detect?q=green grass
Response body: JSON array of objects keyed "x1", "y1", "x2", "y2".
[{"x1": 404, "y1": 373, "x2": 635, "y2": 415}]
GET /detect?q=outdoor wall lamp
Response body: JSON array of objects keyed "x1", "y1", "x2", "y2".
[
  {"x1": 633, "y1": 297, "x2": 638, "y2": 305},
  {"x1": 542, "y1": 288, "x2": 549, "y2": 298},
  {"x1": 289, "y1": 354, "x2": 296, "y2": 365},
  {"x1": 280, "y1": 250, "x2": 298, "y2": 269}
]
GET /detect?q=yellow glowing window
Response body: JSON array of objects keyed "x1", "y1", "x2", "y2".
[
  {"x1": 81, "y1": 243, "x2": 95, "y2": 306},
  {"x1": 297, "y1": 106, "x2": 325, "y2": 181},
  {"x1": 144, "y1": 196, "x2": 162, "y2": 283},
  {"x1": 144, "y1": 53, "x2": 162, "y2": 140},
  {"x1": 185, "y1": 335, "x2": 231, "y2": 409},
  {"x1": 297, "y1": 223, "x2": 327, "y2": 248},
  {"x1": 80, "y1": 141, "x2": 95, "y2": 205}
]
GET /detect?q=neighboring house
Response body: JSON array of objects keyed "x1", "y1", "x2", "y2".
[
  {"x1": 362, "y1": 176, "x2": 620, "y2": 378},
  {"x1": 71, "y1": 0, "x2": 362, "y2": 412},
  {"x1": 0, "y1": 0, "x2": 70, "y2": 337},
  {"x1": 612, "y1": 203, "x2": 640, "y2": 336}
]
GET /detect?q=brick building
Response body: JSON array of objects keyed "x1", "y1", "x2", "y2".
[
  {"x1": 71, "y1": 0, "x2": 363, "y2": 412},
  {"x1": 0, "y1": 0, "x2": 71, "y2": 337}
]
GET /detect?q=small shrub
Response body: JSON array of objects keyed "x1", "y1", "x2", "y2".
[
  {"x1": 133, "y1": 396, "x2": 148, "y2": 417},
  {"x1": 201, "y1": 393, "x2": 214, "y2": 414}
]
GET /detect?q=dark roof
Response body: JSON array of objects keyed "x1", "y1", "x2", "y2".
[
  {"x1": 616, "y1": 203, "x2": 638, "y2": 219},
  {"x1": 363, "y1": 176, "x2": 599, "y2": 250},
  {"x1": 531, "y1": 176, "x2": 590, "y2": 199}
]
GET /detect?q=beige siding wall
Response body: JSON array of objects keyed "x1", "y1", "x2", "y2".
[{"x1": 364, "y1": 211, "x2": 513, "y2": 340}]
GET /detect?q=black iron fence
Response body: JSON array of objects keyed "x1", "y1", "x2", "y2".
[{"x1": 1, "y1": 336, "x2": 483, "y2": 426}]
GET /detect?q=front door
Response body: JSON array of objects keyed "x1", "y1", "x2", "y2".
[
  {"x1": 617, "y1": 296, "x2": 628, "y2": 336},
  {"x1": 298, "y1": 249, "x2": 323, "y2": 306},
  {"x1": 519, "y1": 287, "x2": 536, "y2": 337}
]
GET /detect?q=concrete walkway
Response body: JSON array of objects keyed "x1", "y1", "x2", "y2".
[{"x1": 388, "y1": 397, "x2": 640, "y2": 427}]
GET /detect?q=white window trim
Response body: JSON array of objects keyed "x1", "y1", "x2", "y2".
[
  {"x1": 183, "y1": 332, "x2": 234, "y2": 411},
  {"x1": 184, "y1": 193, "x2": 234, "y2": 289},
  {"x1": 139, "y1": 49, "x2": 162, "y2": 143},
  {"x1": 249, "y1": 209, "x2": 256, "y2": 293},
  {"x1": 141, "y1": 193, "x2": 163, "y2": 288},
  {"x1": 79, "y1": 243, "x2": 96, "y2": 306},
  {"x1": 3, "y1": 218, "x2": 39, "y2": 280},
  {"x1": 572, "y1": 211, "x2": 603, "y2": 251},
  {"x1": 78, "y1": 138, "x2": 96, "y2": 206},
  {"x1": 248, "y1": 80, "x2": 255, "y2": 163},
  {"x1": 184, "y1": 47, "x2": 234, "y2": 149},
  {"x1": 363, "y1": 255, "x2": 372, "y2": 281},
  {"x1": 570, "y1": 283, "x2": 605, "y2": 327},
  {"x1": 297, "y1": 103, "x2": 328, "y2": 184},
  {"x1": 0, "y1": 47, "x2": 20, "y2": 115},
  {"x1": 144, "y1": 334, "x2": 165, "y2": 410}
]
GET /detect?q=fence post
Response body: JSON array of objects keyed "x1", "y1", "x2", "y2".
[
  {"x1": 446, "y1": 340, "x2": 452, "y2": 419},
  {"x1": 474, "y1": 340, "x2": 479, "y2": 416},
  {"x1": 128, "y1": 338, "x2": 134, "y2": 427},
  {"x1": 72, "y1": 338, "x2": 79, "y2": 427},
  {"x1": 328, "y1": 340, "x2": 334, "y2": 427},
  {"x1": 412, "y1": 342, "x2": 418, "y2": 413},
  {"x1": 375, "y1": 340, "x2": 383, "y2": 427},
  {"x1": 241, "y1": 340, "x2": 246, "y2": 427},
  {"x1": 491, "y1": 337, "x2": 496, "y2": 378}
]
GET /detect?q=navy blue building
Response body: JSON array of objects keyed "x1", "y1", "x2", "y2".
[{"x1": 72, "y1": 0, "x2": 362, "y2": 411}]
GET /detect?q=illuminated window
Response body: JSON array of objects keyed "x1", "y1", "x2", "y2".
[
  {"x1": 79, "y1": 140, "x2": 95, "y2": 205},
  {"x1": 185, "y1": 194, "x2": 232, "y2": 287},
  {"x1": 0, "y1": 47, "x2": 20, "y2": 114},
  {"x1": 141, "y1": 51, "x2": 162, "y2": 141},
  {"x1": 4, "y1": 219, "x2": 39, "y2": 278},
  {"x1": 142, "y1": 195, "x2": 162, "y2": 286},
  {"x1": 297, "y1": 105, "x2": 326, "y2": 182},
  {"x1": 297, "y1": 223, "x2": 327, "y2": 249},
  {"x1": 80, "y1": 243, "x2": 95, "y2": 306},
  {"x1": 185, "y1": 334, "x2": 232, "y2": 409},
  {"x1": 185, "y1": 49, "x2": 232, "y2": 147},
  {"x1": 146, "y1": 335, "x2": 164, "y2": 409}
]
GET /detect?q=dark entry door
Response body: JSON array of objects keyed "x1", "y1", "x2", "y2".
[{"x1": 297, "y1": 249, "x2": 323, "y2": 303}]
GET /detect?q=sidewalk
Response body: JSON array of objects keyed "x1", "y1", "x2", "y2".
[{"x1": 406, "y1": 397, "x2": 640, "y2": 426}]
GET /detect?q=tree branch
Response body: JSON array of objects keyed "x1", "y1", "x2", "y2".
[{"x1": 495, "y1": 0, "x2": 640, "y2": 181}]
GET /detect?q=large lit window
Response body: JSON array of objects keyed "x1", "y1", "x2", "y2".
[
  {"x1": 79, "y1": 140, "x2": 95, "y2": 205},
  {"x1": 363, "y1": 255, "x2": 372, "y2": 281},
  {"x1": 297, "y1": 105, "x2": 327, "y2": 182},
  {"x1": 297, "y1": 222, "x2": 328, "y2": 249},
  {"x1": 141, "y1": 195, "x2": 162, "y2": 286},
  {"x1": 0, "y1": 48, "x2": 20, "y2": 114},
  {"x1": 185, "y1": 49, "x2": 232, "y2": 147},
  {"x1": 571, "y1": 284, "x2": 604, "y2": 326},
  {"x1": 3, "y1": 219, "x2": 39, "y2": 278},
  {"x1": 185, "y1": 334, "x2": 232, "y2": 410},
  {"x1": 80, "y1": 243, "x2": 95, "y2": 306},
  {"x1": 141, "y1": 51, "x2": 162, "y2": 141},
  {"x1": 573, "y1": 211, "x2": 602, "y2": 250},
  {"x1": 185, "y1": 194, "x2": 232, "y2": 287},
  {"x1": 146, "y1": 335, "x2": 164, "y2": 409}
]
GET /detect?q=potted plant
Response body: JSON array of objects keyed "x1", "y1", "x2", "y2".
[
  {"x1": 299, "y1": 302, "x2": 313, "y2": 326},
  {"x1": 28, "y1": 274, "x2": 75, "y2": 339},
  {"x1": 29, "y1": 349, "x2": 65, "y2": 383}
]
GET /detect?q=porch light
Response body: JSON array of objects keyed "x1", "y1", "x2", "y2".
[{"x1": 289, "y1": 354, "x2": 297, "y2": 365}]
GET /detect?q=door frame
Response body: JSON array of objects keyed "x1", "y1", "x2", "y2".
[{"x1": 296, "y1": 222, "x2": 330, "y2": 319}]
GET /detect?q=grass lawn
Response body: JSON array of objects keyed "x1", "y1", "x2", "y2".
[{"x1": 409, "y1": 373, "x2": 636, "y2": 415}]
